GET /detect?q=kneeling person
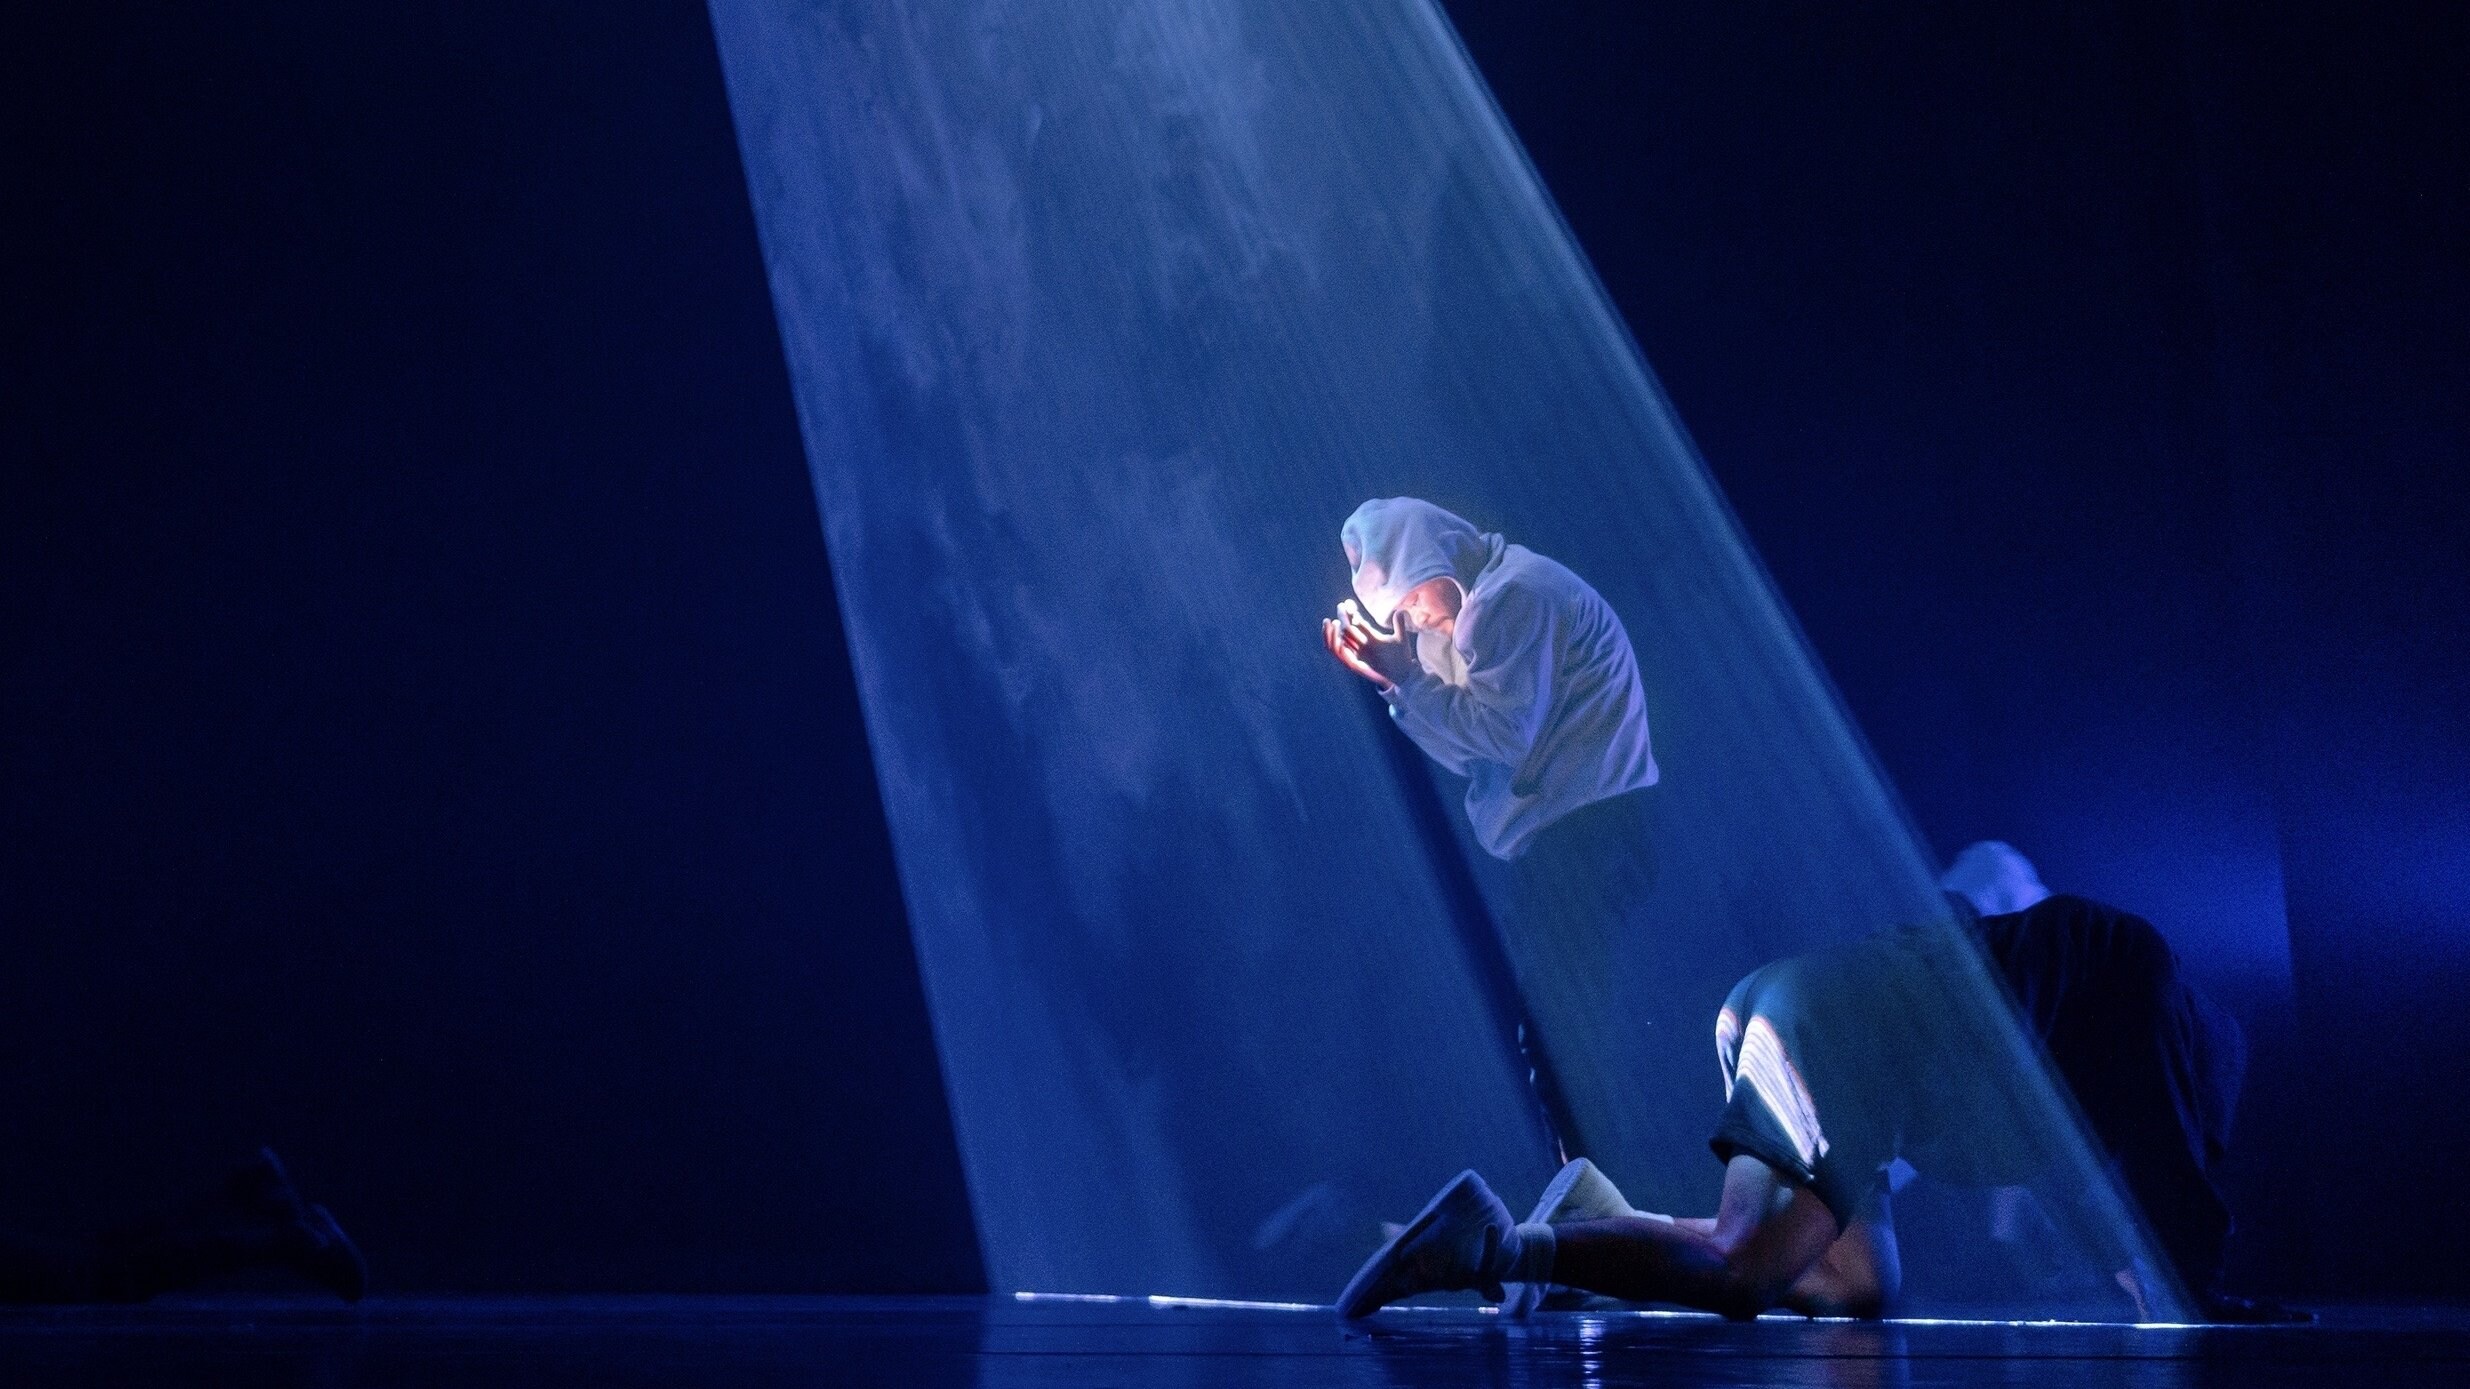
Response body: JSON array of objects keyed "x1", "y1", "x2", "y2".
[{"x1": 1339, "y1": 889, "x2": 2261, "y2": 1322}]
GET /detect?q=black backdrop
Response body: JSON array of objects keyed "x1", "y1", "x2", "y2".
[
  {"x1": 5, "y1": 2, "x2": 2462, "y2": 1296},
  {"x1": 4, "y1": 3, "x2": 973, "y2": 1293}
]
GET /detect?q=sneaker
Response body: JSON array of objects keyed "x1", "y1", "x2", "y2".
[
  {"x1": 237, "y1": 1150, "x2": 367, "y2": 1302},
  {"x1": 297, "y1": 1204, "x2": 369, "y2": 1303},
  {"x1": 226, "y1": 1148, "x2": 312, "y2": 1226},
  {"x1": 1505, "y1": 1158, "x2": 1642, "y2": 1318},
  {"x1": 1336, "y1": 1171, "x2": 1519, "y2": 1319},
  {"x1": 1532, "y1": 1158, "x2": 1642, "y2": 1225}
]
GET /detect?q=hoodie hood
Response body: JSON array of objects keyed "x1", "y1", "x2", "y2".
[
  {"x1": 1340, "y1": 498, "x2": 1501, "y2": 627},
  {"x1": 1939, "y1": 840, "x2": 2053, "y2": 916}
]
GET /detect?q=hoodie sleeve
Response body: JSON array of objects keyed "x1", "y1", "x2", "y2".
[{"x1": 1382, "y1": 580, "x2": 1555, "y2": 775}]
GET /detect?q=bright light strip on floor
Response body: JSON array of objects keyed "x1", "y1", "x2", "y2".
[
  {"x1": 1012, "y1": 1291, "x2": 2218, "y2": 1330},
  {"x1": 1146, "y1": 1295, "x2": 1324, "y2": 1312},
  {"x1": 1887, "y1": 1317, "x2": 2209, "y2": 1330},
  {"x1": 1011, "y1": 1292, "x2": 1319, "y2": 1312}
]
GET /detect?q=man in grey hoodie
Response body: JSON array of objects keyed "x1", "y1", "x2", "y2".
[
  {"x1": 1321, "y1": 497, "x2": 1657, "y2": 860},
  {"x1": 1323, "y1": 498, "x2": 1667, "y2": 1165}
]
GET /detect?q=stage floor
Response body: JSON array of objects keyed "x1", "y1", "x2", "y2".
[{"x1": 4, "y1": 1295, "x2": 2465, "y2": 1387}]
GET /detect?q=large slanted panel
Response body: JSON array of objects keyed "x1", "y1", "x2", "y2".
[{"x1": 709, "y1": 0, "x2": 2186, "y2": 1316}]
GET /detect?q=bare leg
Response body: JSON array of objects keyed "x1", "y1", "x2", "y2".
[
  {"x1": 1549, "y1": 1155, "x2": 1845, "y2": 1319},
  {"x1": 1779, "y1": 1191, "x2": 1898, "y2": 1318},
  {"x1": 1658, "y1": 1209, "x2": 1894, "y2": 1318}
]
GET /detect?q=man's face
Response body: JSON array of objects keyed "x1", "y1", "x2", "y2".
[{"x1": 1393, "y1": 577, "x2": 1463, "y2": 637}]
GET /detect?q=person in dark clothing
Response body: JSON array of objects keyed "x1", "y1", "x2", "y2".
[
  {"x1": 1938, "y1": 840, "x2": 2249, "y2": 1308},
  {"x1": 0, "y1": 1149, "x2": 365, "y2": 1304},
  {"x1": 1337, "y1": 890, "x2": 2289, "y2": 1323},
  {"x1": 1964, "y1": 892, "x2": 2246, "y2": 1306}
]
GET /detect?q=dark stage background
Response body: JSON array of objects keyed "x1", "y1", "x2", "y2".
[{"x1": 5, "y1": 2, "x2": 2463, "y2": 1297}]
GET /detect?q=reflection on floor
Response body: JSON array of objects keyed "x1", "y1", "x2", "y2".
[{"x1": 3, "y1": 1295, "x2": 2464, "y2": 1387}]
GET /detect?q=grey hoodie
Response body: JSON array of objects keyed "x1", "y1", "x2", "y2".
[{"x1": 1342, "y1": 498, "x2": 1658, "y2": 858}]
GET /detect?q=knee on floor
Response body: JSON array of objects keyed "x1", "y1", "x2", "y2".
[{"x1": 1707, "y1": 1265, "x2": 1787, "y2": 1322}]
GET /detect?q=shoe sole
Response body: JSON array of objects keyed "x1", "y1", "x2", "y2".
[
  {"x1": 1507, "y1": 1158, "x2": 1642, "y2": 1318},
  {"x1": 1336, "y1": 1170, "x2": 1490, "y2": 1320},
  {"x1": 306, "y1": 1204, "x2": 370, "y2": 1303},
  {"x1": 1525, "y1": 1158, "x2": 1594, "y2": 1228},
  {"x1": 1504, "y1": 1162, "x2": 1589, "y2": 1320}
]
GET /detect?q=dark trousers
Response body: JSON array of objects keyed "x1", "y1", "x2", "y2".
[{"x1": 1464, "y1": 790, "x2": 1715, "y2": 1197}]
